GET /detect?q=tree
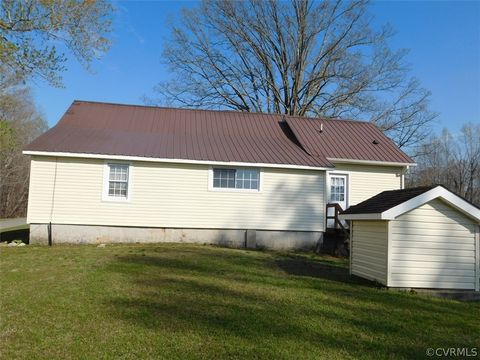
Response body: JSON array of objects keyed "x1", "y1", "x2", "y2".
[
  {"x1": 0, "y1": 0, "x2": 113, "y2": 86},
  {"x1": 407, "y1": 123, "x2": 480, "y2": 206},
  {"x1": 0, "y1": 68, "x2": 47, "y2": 218},
  {"x1": 152, "y1": 0, "x2": 436, "y2": 151},
  {"x1": 0, "y1": 1, "x2": 114, "y2": 218}
]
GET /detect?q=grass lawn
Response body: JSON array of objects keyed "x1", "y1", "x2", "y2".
[{"x1": 1, "y1": 244, "x2": 478, "y2": 359}]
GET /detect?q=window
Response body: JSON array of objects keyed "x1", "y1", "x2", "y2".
[
  {"x1": 105, "y1": 163, "x2": 130, "y2": 199},
  {"x1": 212, "y1": 168, "x2": 260, "y2": 190},
  {"x1": 330, "y1": 176, "x2": 345, "y2": 202},
  {"x1": 213, "y1": 169, "x2": 236, "y2": 188},
  {"x1": 235, "y1": 169, "x2": 259, "y2": 190}
]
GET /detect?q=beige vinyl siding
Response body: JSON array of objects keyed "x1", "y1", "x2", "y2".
[
  {"x1": 27, "y1": 158, "x2": 57, "y2": 223},
  {"x1": 27, "y1": 156, "x2": 325, "y2": 232},
  {"x1": 351, "y1": 220, "x2": 388, "y2": 285},
  {"x1": 332, "y1": 164, "x2": 403, "y2": 205},
  {"x1": 390, "y1": 199, "x2": 477, "y2": 290}
]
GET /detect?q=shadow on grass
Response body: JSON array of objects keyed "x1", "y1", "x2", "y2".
[
  {"x1": 102, "y1": 248, "x2": 479, "y2": 359},
  {"x1": 275, "y1": 256, "x2": 378, "y2": 287}
]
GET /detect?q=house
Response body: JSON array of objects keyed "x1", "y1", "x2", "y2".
[
  {"x1": 23, "y1": 100, "x2": 414, "y2": 249},
  {"x1": 340, "y1": 186, "x2": 480, "y2": 291}
]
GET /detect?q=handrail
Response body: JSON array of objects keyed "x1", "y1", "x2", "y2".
[{"x1": 326, "y1": 203, "x2": 346, "y2": 231}]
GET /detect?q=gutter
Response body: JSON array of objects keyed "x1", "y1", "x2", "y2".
[
  {"x1": 327, "y1": 158, "x2": 416, "y2": 167},
  {"x1": 23, "y1": 150, "x2": 333, "y2": 172}
]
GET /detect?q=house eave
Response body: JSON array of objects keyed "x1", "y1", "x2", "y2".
[
  {"x1": 327, "y1": 158, "x2": 416, "y2": 167},
  {"x1": 23, "y1": 150, "x2": 333, "y2": 171},
  {"x1": 339, "y1": 213, "x2": 384, "y2": 221}
]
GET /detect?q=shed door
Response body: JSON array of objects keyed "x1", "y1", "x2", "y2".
[{"x1": 328, "y1": 174, "x2": 348, "y2": 227}]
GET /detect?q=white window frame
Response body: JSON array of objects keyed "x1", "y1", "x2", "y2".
[
  {"x1": 325, "y1": 171, "x2": 350, "y2": 229},
  {"x1": 102, "y1": 161, "x2": 132, "y2": 202},
  {"x1": 325, "y1": 171, "x2": 350, "y2": 207},
  {"x1": 208, "y1": 166, "x2": 263, "y2": 193}
]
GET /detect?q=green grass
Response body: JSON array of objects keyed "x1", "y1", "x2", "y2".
[{"x1": 0, "y1": 244, "x2": 478, "y2": 359}]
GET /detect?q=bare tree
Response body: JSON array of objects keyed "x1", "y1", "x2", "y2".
[
  {"x1": 0, "y1": 68, "x2": 47, "y2": 218},
  {"x1": 151, "y1": 0, "x2": 436, "y2": 151},
  {"x1": 407, "y1": 123, "x2": 480, "y2": 205}
]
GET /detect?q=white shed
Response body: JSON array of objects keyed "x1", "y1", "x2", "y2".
[{"x1": 339, "y1": 186, "x2": 480, "y2": 291}]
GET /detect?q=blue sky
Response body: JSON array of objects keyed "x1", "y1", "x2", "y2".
[{"x1": 32, "y1": 1, "x2": 479, "y2": 133}]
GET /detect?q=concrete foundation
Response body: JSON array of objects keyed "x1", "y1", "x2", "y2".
[
  {"x1": 246, "y1": 229, "x2": 256, "y2": 249},
  {"x1": 29, "y1": 223, "x2": 323, "y2": 251}
]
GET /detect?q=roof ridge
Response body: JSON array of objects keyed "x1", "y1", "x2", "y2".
[
  {"x1": 286, "y1": 114, "x2": 371, "y2": 124},
  {"x1": 72, "y1": 100, "x2": 370, "y2": 124},
  {"x1": 388, "y1": 185, "x2": 438, "y2": 192}
]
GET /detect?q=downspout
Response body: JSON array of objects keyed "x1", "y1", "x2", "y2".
[{"x1": 48, "y1": 157, "x2": 59, "y2": 246}]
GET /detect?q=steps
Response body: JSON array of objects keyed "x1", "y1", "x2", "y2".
[{"x1": 320, "y1": 228, "x2": 349, "y2": 257}]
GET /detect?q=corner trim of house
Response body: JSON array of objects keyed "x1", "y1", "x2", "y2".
[
  {"x1": 475, "y1": 226, "x2": 479, "y2": 292},
  {"x1": 349, "y1": 221, "x2": 353, "y2": 276},
  {"x1": 386, "y1": 220, "x2": 392, "y2": 287}
]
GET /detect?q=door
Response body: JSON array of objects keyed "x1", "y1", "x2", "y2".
[{"x1": 327, "y1": 174, "x2": 348, "y2": 228}]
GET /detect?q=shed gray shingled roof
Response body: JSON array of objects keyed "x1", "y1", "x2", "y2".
[
  {"x1": 25, "y1": 100, "x2": 414, "y2": 167},
  {"x1": 341, "y1": 186, "x2": 437, "y2": 215}
]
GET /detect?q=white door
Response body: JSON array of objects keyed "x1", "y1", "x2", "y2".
[{"x1": 327, "y1": 174, "x2": 348, "y2": 227}]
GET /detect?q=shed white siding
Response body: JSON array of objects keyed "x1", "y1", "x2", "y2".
[
  {"x1": 389, "y1": 199, "x2": 477, "y2": 290},
  {"x1": 350, "y1": 221, "x2": 388, "y2": 285},
  {"x1": 331, "y1": 164, "x2": 403, "y2": 205},
  {"x1": 27, "y1": 156, "x2": 326, "y2": 232}
]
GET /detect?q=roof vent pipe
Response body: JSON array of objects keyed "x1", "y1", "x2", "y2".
[{"x1": 319, "y1": 123, "x2": 323, "y2": 133}]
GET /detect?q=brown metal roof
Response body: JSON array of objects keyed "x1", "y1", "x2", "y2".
[
  {"x1": 25, "y1": 101, "x2": 414, "y2": 168},
  {"x1": 285, "y1": 116, "x2": 414, "y2": 164}
]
